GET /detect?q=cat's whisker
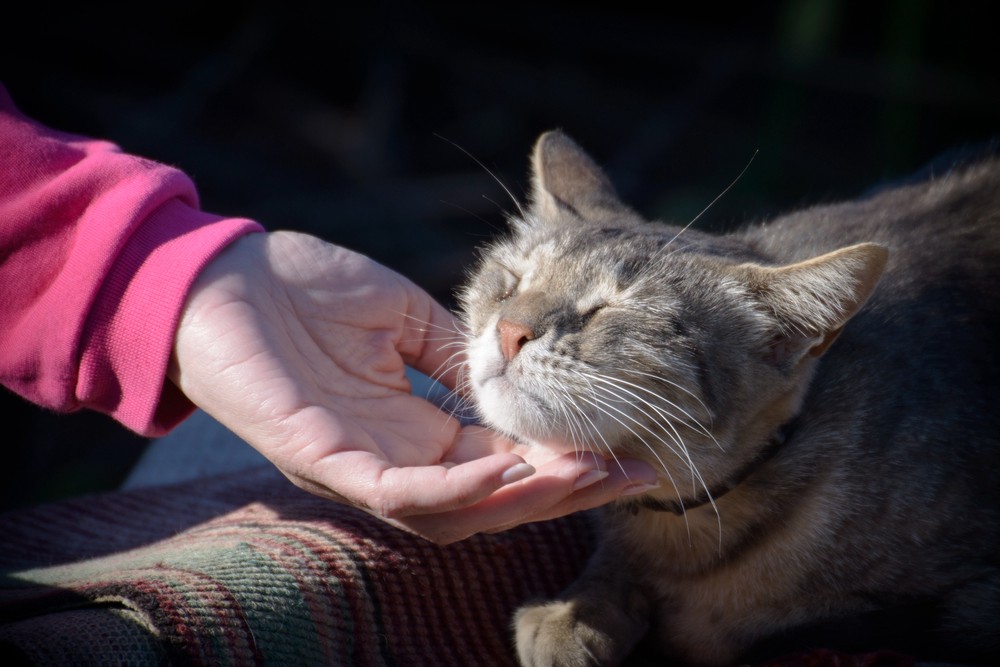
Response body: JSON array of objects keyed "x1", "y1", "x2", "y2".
[
  {"x1": 441, "y1": 346, "x2": 467, "y2": 362},
  {"x1": 396, "y1": 312, "x2": 474, "y2": 370},
  {"x1": 544, "y1": 377, "x2": 599, "y2": 463},
  {"x1": 396, "y1": 310, "x2": 468, "y2": 334},
  {"x1": 433, "y1": 132, "x2": 527, "y2": 220},
  {"x1": 395, "y1": 312, "x2": 473, "y2": 395},
  {"x1": 561, "y1": 375, "x2": 634, "y2": 481},
  {"x1": 576, "y1": 394, "x2": 694, "y2": 539},
  {"x1": 429, "y1": 384, "x2": 471, "y2": 422},
  {"x1": 539, "y1": 370, "x2": 627, "y2": 477},
  {"x1": 578, "y1": 412, "x2": 630, "y2": 481},
  {"x1": 582, "y1": 371, "x2": 711, "y2": 444},
  {"x1": 577, "y1": 373, "x2": 691, "y2": 456},
  {"x1": 592, "y1": 381, "x2": 718, "y2": 466},
  {"x1": 659, "y1": 150, "x2": 759, "y2": 257},
  {"x1": 619, "y1": 368, "x2": 711, "y2": 419},
  {"x1": 587, "y1": 381, "x2": 701, "y2": 494},
  {"x1": 424, "y1": 350, "x2": 466, "y2": 387},
  {"x1": 564, "y1": 402, "x2": 603, "y2": 467},
  {"x1": 440, "y1": 199, "x2": 506, "y2": 233},
  {"x1": 621, "y1": 369, "x2": 721, "y2": 449},
  {"x1": 573, "y1": 369, "x2": 694, "y2": 482},
  {"x1": 579, "y1": 370, "x2": 710, "y2": 484},
  {"x1": 396, "y1": 338, "x2": 468, "y2": 349},
  {"x1": 586, "y1": 382, "x2": 716, "y2": 510},
  {"x1": 420, "y1": 354, "x2": 477, "y2": 424},
  {"x1": 544, "y1": 384, "x2": 586, "y2": 457},
  {"x1": 414, "y1": 341, "x2": 468, "y2": 355},
  {"x1": 578, "y1": 378, "x2": 722, "y2": 537},
  {"x1": 576, "y1": 395, "x2": 684, "y2": 502},
  {"x1": 396, "y1": 333, "x2": 466, "y2": 341}
]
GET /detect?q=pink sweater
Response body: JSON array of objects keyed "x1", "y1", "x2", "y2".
[{"x1": 0, "y1": 85, "x2": 264, "y2": 436}]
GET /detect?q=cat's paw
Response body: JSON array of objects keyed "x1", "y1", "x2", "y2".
[{"x1": 514, "y1": 600, "x2": 623, "y2": 667}]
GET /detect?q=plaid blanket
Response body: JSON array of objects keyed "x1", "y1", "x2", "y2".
[
  {"x1": 0, "y1": 466, "x2": 595, "y2": 665},
  {"x1": 0, "y1": 466, "x2": 915, "y2": 666}
]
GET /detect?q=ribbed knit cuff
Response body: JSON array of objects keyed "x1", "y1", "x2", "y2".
[{"x1": 77, "y1": 199, "x2": 263, "y2": 435}]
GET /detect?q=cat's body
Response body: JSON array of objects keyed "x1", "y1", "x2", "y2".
[{"x1": 459, "y1": 132, "x2": 1000, "y2": 666}]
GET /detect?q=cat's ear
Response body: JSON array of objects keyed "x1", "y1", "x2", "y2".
[
  {"x1": 529, "y1": 130, "x2": 637, "y2": 223},
  {"x1": 742, "y1": 243, "x2": 889, "y2": 367}
]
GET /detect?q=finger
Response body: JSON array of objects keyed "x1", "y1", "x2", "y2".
[
  {"x1": 292, "y1": 452, "x2": 653, "y2": 531},
  {"x1": 484, "y1": 458, "x2": 660, "y2": 532},
  {"x1": 402, "y1": 293, "x2": 467, "y2": 391},
  {"x1": 442, "y1": 425, "x2": 523, "y2": 464},
  {"x1": 373, "y1": 452, "x2": 535, "y2": 517},
  {"x1": 390, "y1": 453, "x2": 651, "y2": 544},
  {"x1": 304, "y1": 447, "x2": 533, "y2": 519}
]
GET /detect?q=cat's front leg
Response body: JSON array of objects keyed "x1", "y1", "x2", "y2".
[
  {"x1": 514, "y1": 597, "x2": 647, "y2": 667},
  {"x1": 514, "y1": 545, "x2": 651, "y2": 667}
]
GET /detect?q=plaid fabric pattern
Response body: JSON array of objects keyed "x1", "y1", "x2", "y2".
[
  {"x1": 0, "y1": 467, "x2": 917, "y2": 666},
  {"x1": 0, "y1": 467, "x2": 594, "y2": 665}
]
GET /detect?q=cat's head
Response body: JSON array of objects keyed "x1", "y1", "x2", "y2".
[{"x1": 459, "y1": 131, "x2": 886, "y2": 494}]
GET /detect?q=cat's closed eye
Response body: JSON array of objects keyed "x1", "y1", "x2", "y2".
[
  {"x1": 496, "y1": 268, "x2": 520, "y2": 302},
  {"x1": 578, "y1": 303, "x2": 605, "y2": 323}
]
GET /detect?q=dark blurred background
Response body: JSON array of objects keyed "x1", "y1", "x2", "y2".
[{"x1": 1, "y1": 0, "x2": 997, "y2": 510}]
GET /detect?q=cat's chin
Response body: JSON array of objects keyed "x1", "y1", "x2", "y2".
[
  {"x1": 474, "y1": 377, "x2": 549, "y2": 438},
  {"x1": 469, "y1": 377, "x2": 579, "y2": 454}
]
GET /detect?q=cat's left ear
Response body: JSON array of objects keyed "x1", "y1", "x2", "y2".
[
  {"x1": 528, "y1": 130, "x2": 639, "y2": 224},
  {"x1": 741, "y1": 243, "x2": 889, "y2": 367}
]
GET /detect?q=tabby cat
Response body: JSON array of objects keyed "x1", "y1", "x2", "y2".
[{"x1": 459, "y1": 131, "x2": 1000, "y2": 666}]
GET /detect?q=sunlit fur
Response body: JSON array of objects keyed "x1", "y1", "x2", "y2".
[{"x1": 458, "y1": 131, "x2": 1000, "y2": 667}]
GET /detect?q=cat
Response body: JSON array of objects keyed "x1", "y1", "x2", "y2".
[{"x1": 458, "y1": 131, "x2": 1000, "y2": 666}]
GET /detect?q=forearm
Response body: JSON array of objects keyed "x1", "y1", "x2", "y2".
[{"x1": 0, "y1": 84, "x2": 262, "y2": 435}]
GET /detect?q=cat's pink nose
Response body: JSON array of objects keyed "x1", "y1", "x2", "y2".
[{"x1": 497, "y1": 318, "x2": 534, "y2": 361}]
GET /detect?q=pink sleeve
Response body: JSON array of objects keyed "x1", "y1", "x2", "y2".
[{"x1": 0, "y1": 85, "x2": 264, "y2": 436}]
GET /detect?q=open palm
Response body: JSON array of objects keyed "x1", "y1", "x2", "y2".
[{"x1": 170, "y1": 232, "x2": 655, "y2": 543}]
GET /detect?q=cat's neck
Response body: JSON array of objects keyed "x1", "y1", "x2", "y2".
[{"x1": 627, "y1": 420, "x2": 794, "y2": 516}]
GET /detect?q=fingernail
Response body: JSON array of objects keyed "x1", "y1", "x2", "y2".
[
  {"x1": 572, "y1": 469, "x2": 610, "y2": 491},
  {"x1": 501, "y1": 463, "x2": 535, "y2": 485},
  {"x1": 620, "y1": 482, "x2": 659, "y2": 497}
]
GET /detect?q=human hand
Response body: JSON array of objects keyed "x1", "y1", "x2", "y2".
[{"x1": 170, "y1": 231, "x2": 657, "y2": 544}]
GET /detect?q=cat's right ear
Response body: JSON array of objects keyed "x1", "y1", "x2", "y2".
[
  {"x1": 529, "y1": 130, "x2": 638, "y2": 224},
  {"x1": 741, "y1": 243, "x2": 889, "y2": 368}
]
